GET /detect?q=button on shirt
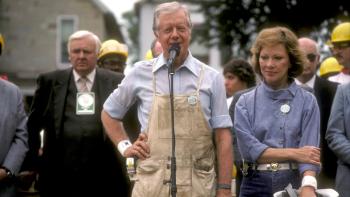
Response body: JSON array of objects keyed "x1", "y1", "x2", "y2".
[
  {"x1": 103, "y1": 52, "x2": 232, "y2": 132},
  {"x1": 234, "y1": 81, "x2": 320, "y2": 174}
]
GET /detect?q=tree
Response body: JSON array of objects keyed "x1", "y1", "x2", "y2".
[
  {"x1": 195, "y1": 0, "x2": 350, "y2": 62},
  {"x1": 122, "y1": 10, "x2": 139, "y2": 64}
]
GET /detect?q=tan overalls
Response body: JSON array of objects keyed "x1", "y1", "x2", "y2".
[{"x1": 132, "y1": 64, "x2": 216, "y2": 197}]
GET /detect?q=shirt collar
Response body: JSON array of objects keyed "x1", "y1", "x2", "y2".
[
  {"x1": 294, "y1": 75, "x2": 316, "y2": 89},
  {"x1": 152, "y1": 51, "x2": 200, "y2": 77},
  {"x1": 73, "y1": 68, "x2": 96, "y2": 83},
  {"x1": 261, "y1": 80, "x2": 297, "y2": 100}
]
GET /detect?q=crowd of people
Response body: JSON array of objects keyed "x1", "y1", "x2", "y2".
[{"x1": 1, "y1": 1, "x2": 350, "y2": 197}]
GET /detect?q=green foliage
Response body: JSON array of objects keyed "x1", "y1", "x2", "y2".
[
  {"x1": 122, "y1": 10, "x2": 139, "y2": 64},
  {"x1": 195, "y1": 0, "x2": 350, "y2": 62}
]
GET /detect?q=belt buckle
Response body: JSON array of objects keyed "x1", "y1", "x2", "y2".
[
  {"x1": 269, "y1": 162, "x2": 280, "y2": 171},
  {"x1": 241, "y1": 162, "x2": 249, "y2": 176}
]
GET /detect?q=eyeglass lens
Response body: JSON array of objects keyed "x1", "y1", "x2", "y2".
[
  {"x1": 332, "y1": 42, "x2": 350, "y2": 50},
  {"x1": 307, "y1": 54, "x2": 316, "y2": 62}
]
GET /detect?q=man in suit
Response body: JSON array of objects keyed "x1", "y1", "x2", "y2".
[
  {"x1": 295, "y1": 37, "x2": 338, "y2": 188},
  {"x1": 0, "y1": 33, "x2": 28, "y2": 197},
  {"x1": 22, "y1": 30, "x2": 130, "y2": 197}
]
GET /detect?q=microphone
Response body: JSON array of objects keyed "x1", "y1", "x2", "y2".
[
  {"x1": 167, "y1": 43, "x2": 181, "y2": 68},
  {"x1": 167, "y1": 42, "x2": 180, "y2": 197}
]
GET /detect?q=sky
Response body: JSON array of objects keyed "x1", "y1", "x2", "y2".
[{"x1": 100, "y1": 0, "x2": 141, "y2": 23}]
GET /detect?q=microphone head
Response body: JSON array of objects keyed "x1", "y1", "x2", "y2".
[{"x1": 168, "y1": 43, "x2": 180, "y2": 56}]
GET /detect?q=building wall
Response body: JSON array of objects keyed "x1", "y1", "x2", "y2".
[
  {"x1": 0, "y1": 0, "x2": 107, "y2": 95},
  {"x1": 139, "y1": 3, "x2": 157, "y2": 61}
]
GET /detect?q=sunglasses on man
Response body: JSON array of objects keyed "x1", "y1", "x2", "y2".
[
  {"x1": 306, "y1": 53, "x2": 317, "y2": 62},
  {"x1": 331, "y1": 42, "x2": 350, "y2": 50}
]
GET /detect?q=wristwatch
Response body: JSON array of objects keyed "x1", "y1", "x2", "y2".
[{"x1": 216, "y1": 183, "x2": 231, "y2": 190}]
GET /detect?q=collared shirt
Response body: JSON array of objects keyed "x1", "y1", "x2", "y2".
[
  {"x1": 234, "y1": 81, "x2": 320, "y2": 174},
  {"x1": 104, "y1": 52, "x2": 232, "y2": 132},
  {"x1": 295, "y1": 75, "x2": 316, "y2": 89},
  {"x1": 73, "y1": 69, "x2": 96, "y2": 92},
  {"x1": 328, "y1": 72, "x2": 350, "y2": 84},
  {"x1": 226, "y1": 96, "x2": 233, "y2": 109}
]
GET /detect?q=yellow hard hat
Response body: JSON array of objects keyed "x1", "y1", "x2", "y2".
[
  {"x1": 331, "y1": 22, "x2": 350, "y2": 43},
  {"x1": 232, "y1": 164, "x2": 237, "y2": 178},
  {"x1": 144, "y1": 49, "x2": 153, "y2": 60},
  {"x1": 0, "y1": 34, "x2": 4, "y2": 55},
  {"x1": 319, "y1": 57, "x2": 343, "y2": 77},
  {"x1": 98, "y1": 39, "x2": 128, "y2": 61}
]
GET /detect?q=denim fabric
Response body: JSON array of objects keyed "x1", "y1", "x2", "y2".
[
  {"x1": 235, "y1": 82, "x2": 320, "y2": 174},
  {"x1": 239, "y1": 170, "x2": 300, "y2": 197}
]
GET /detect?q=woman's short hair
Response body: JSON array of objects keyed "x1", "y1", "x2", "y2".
[{"x1": 250, "y1": 26, "x2": 306, "y2": 78}]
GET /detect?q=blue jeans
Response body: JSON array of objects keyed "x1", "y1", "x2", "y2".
[
  {"x1": 0, "y1": 183, "x2": 16, "y2": 197},
  {"x1": 239, "y1": 169, "x2": 300, "y2": 197}
]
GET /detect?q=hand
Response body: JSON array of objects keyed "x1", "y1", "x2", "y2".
[
  {"x1": 295, "y1": 146, "x2": 320, "y2": 165},
  {"x1": 216, "y1": 189, "x2": 232, "y2": 197},
  {"x1": 0, "y1": 168, "x2": 7, "y2": 181},
  {"x1": 124, "y1": 133, "x2": 150, "y2": 160},
  {"x1": 299, "y1": 186, "x2": 317, "y2": 197},
  {"x1": 16, "y1": 171, "x2": 37, "y2": 190}
]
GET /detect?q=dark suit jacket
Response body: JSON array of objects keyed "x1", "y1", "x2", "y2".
[
  {"x1": 24, "y1": 68, "x2": 130, "y2": 197},
  {"x1": 313, "y1": 76, "x2": 338, "y2": 179}
]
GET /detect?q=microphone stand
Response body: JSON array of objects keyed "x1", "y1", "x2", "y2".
[{"x1": 168, "y1": 56, "x2": 177, "y2": 197}]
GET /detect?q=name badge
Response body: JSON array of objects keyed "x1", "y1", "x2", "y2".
[
  {"x1": 187, "y1": 95, "x2": 197, "y2": 106},
  {"x1": 280, "y1": 103, "x2": 290, "y2": 114},
  {"x1": 76, "y1": 92, "x2": 95, "y2": 115}
]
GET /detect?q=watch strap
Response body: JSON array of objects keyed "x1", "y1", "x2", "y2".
[{"x1": 216, "y1": 183, "x2": 231, "y2": 190}]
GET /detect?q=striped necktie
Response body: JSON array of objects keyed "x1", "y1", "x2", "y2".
[{"x1": 78, "y1": 77, "x2": 88, "y2": 92}]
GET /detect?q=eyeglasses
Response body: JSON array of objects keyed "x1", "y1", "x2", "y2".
[
  {"x1": 306, "y1": 53, "x2": 317, "y2": 62},
  {"x1": 331, "y1": 42, "x2": 350, "y2": 50}
]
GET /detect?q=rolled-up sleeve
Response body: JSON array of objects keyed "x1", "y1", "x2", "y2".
[
  {"x1": 103, "y1": 70, "x2": 136, "y2": 120},
  {"x1": 104, "y1": 90, "x2": 128, "y2": 119},
  {"x1": 210, "y1": 73, "x2": 232, "y2": 129}
]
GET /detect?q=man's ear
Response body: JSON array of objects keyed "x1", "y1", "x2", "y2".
[{"x1": 154, "y1": 31, "x2": 159, "y2": 38}]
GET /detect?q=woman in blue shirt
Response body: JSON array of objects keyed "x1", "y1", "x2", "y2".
[{"x1": 234, "y1": 26, "x2": 320, "y2": 197}]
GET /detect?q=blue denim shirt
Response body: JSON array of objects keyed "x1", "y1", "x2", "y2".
[
  {"x1": 104, "y1": 52, "x2": 232, "y2": 132},
  {"x1": 234, "y1": 81, "x2": 320, "y2": 174}
]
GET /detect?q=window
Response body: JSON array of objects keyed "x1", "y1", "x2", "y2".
[{"x1": 57, "y1": 15, "x2": 78, "y2": 69}]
